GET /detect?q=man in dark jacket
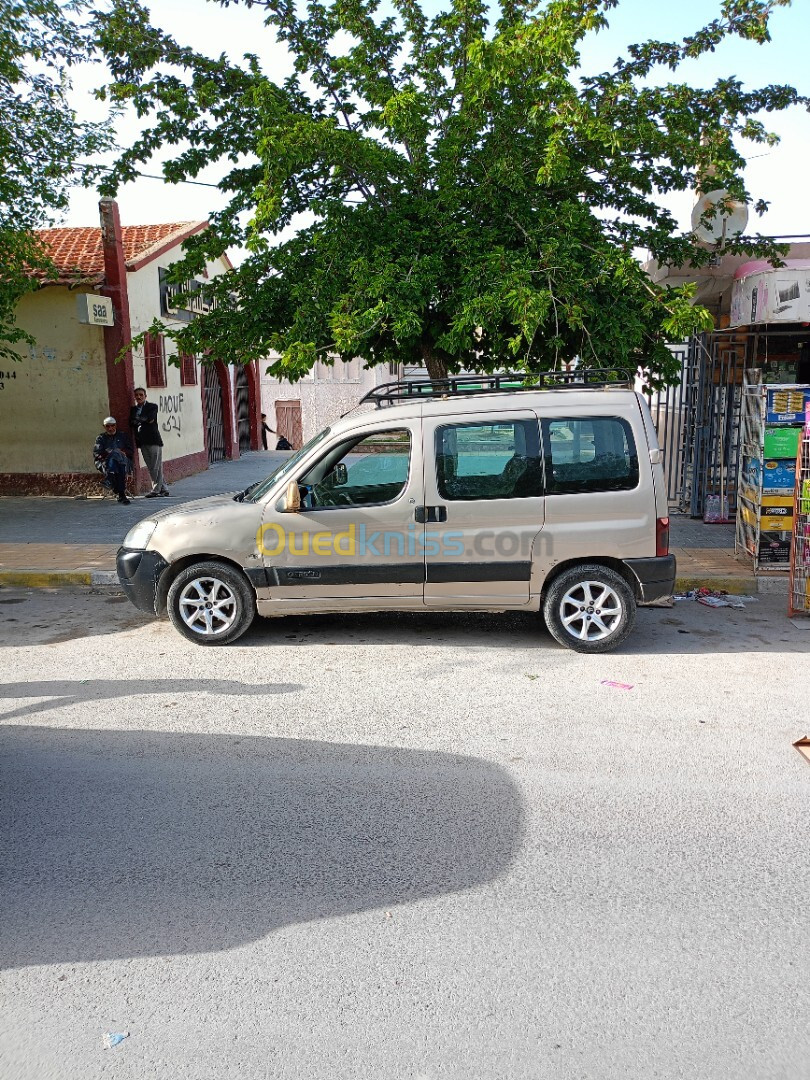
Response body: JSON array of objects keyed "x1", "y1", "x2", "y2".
[
  {"x1": 93, "y1": 417, "x2": 134, "y2": 504},
  {"x1": 130, "y1": 387, "x2": 169, "y2": 498}
]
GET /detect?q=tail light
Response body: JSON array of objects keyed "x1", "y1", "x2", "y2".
[{"x1": 656, "y1": 517, "x2": 670, "y2": 557}]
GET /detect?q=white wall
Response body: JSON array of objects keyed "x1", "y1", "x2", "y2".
[
  {"x1": 127, "y1": 250, "x2": 230, "y2": 464},
  {"x1": 261, "y1": 356, "x2": 400, "y2": 444}
]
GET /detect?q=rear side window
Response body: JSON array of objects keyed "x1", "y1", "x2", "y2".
[
  {"x1": 541, "y1": 416, "x2": 639, "y2": 494},
  {"x1": 436, "y1": 419, "x2": 543, "y2": 501}
]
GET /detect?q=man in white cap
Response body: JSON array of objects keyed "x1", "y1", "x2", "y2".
[{"x1": 93, "y1": 417, "x2": 134, "y2": 504}]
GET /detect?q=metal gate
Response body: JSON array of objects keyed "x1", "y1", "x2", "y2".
[
  {"x1": 203, "y1": 364, "x2": 226, "y2": 463},
  {"x1": 235, "y1": 365, "x2": 251, "y2": 455},
  {"x1": 275, "y1": 400, "x2": 303, "y2": 449},
  {"x1": 647, "y1": 332, "x2": 752, "y2": 516}
]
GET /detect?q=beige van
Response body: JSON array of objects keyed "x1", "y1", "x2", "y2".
[{"x1": 118, "y1": 372, "x2": 674, "y2": 652}]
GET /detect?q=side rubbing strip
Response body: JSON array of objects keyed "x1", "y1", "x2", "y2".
[
  {"x1": 269, "y1": 564, "x2": 425, "y2": 587},
  {"x1": 426, "y1": 562, "x2": 531, "y2": 583}
]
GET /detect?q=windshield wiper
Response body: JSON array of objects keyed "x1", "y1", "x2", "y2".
[{"x1": 233, "y1": 481, "x2": 260, "y2": 503}]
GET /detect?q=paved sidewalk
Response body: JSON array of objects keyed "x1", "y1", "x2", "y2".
[
  {"x1": 0, "y1": 456, "x2": 781, "y2": 592},
  {"x1": 0, "y1": 452, "x2": 289, "y2": 585}
]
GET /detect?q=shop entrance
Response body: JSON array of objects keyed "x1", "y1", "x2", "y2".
[
  {"x1": 235, "y1": 366, "x2": 251, "y2": 455},
  {"x1": 203, "y1": 364, "x2": 226, "y2": 463}
]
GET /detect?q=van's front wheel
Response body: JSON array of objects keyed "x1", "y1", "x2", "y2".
[
  {"x1": 543, "y1": 564, "x2": 635, "y2": 653},
  {"x1": 167, "y1": 561, "x2": 256, "y2": 645}
]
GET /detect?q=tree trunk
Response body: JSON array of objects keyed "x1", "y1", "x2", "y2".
[{"x1": 421, "y1": 341, "x2": 448, "y2": 382}]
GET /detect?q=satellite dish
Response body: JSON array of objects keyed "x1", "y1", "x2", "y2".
[{"x1": 691, "y1": 189, "x2": 749, "y2": 247}]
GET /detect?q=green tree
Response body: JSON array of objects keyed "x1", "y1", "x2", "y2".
[
  {"x1": 97, "y1": 0, "x2": 805, "y2": 385},
  {"x1": 0, "y1": 0, "x2": 112, "y2": 361}
]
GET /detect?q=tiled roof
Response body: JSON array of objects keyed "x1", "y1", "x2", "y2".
[{"x1": 34, "y1": 222, "x2": 207, "y2": 282}]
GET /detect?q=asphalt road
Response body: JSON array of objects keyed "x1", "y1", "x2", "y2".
[{"x1": 1, "y1": 588, "x2": 809, "y2": 1079}]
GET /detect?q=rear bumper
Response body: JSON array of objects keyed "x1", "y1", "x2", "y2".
[
  {"x1": 116, "y1": 548, "x2": 169, "y2": 614},
  {"x1": 623, "y1": 555, "x2": 677, "y2": 605}
]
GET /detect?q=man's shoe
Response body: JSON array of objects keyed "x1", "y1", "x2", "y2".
[
  {"x1": 145, "y1": 491, "x2": 159, "y2": 499},
  {"x1": 159, "y1": 489, "x2": 171, "y2": 497},
  {"x1": 118, "y1": 496, "x2": 131, "y2": 505}
]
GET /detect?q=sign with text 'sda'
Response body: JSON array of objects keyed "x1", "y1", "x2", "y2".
[{"x1": 76, "y1": 293, "x2": 114, "y2": 327}]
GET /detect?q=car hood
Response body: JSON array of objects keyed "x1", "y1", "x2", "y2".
[{"x1": 150, "y1": 492, "x2": 244, "y2": 520}]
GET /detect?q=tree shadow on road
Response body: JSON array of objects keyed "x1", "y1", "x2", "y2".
[
  {"x1": 0, "y1": 724, "x2": 524, "y2": 970},
  {"x1": 0, "y1": 678, "x2": 302, "y2": 723}
]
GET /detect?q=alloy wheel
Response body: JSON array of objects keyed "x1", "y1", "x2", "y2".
[
  {"x1": 177, "y1": 576, "x2": 238, "y2": 636},
  {"x1": 559, "y1": 580, "x2": 623, "y2": 643}
]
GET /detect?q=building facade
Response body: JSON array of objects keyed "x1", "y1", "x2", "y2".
[
  {"x1": 0, "y1": 200, "x2": 261, "y2": 495},
  {"x1": 643, "y1": 242, "x2": 810, "y2": 516},
  {"x1": 261, "y1": 357, "x2": 401, "y2": 448}
]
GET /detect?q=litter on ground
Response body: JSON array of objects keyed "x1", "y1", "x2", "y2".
[
  {"x1": 600, "y1": 680, "x2": 634, "y2": 690},
  {"x1": 103, "y1": 1032, "x2": 129, "y2": 1049},
  {"x1": 673, "y1": 588, "x2": 757, "y2": 609}
]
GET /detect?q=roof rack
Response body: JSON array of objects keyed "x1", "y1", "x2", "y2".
[{"x1": 359, "y1": 369, "x2": 634, "y2": 408}]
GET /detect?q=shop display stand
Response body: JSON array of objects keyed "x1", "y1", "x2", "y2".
[
  {"x1": 788, "y1": 418, "x2": 810, "y2": 617},
  {"x1": 735, "y1": 376, "x2": 810, "y2": 571}
]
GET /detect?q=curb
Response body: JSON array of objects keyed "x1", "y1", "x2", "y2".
[
  {"x1": 675, "y1": 573, "x2": 787, "y2": 595},
  {"x1": 0, "y1": 570, "x2": 119, "y2": 588}
]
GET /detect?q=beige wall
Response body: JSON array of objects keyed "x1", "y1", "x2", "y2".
[
  {"x1": 0, "y1": 287, "x2": 109, "y2": 474},
  {"x1": 1, "y1": 241, "x2": 240, "y2": 485}
]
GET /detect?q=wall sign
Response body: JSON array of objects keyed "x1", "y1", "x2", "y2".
[
  {"x1": 76, "y1": 294, "x2": 114, "y2": 326},
  {"x1": 730, "y1": 266, "x2": 810, "y2": 328}
]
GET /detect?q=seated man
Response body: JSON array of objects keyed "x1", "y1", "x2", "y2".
[{"x1": 93, "y1": 416, "x2": 134, "y2": 505}]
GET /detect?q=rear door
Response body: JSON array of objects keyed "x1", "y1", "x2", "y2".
[
  {"x1": 420, "y1": 412, "x2": 546, "y2": 607},
  {"x1": 534, "y1": 406, "x2": 656, "y2": 575}
]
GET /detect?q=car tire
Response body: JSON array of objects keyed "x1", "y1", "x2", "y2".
[
  {"x1": 167, "y1": 561, "x2": 256, "y2": 646},
  {"x1": 543, "y1": 564, "x2": 636, "y2": 653}
]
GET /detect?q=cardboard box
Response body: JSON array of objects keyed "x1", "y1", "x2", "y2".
[
  {"x1": 761, "y1": 513, "x2": 795, "y2": 532},
  {"x1": 740, "y1": 502, "x2": 794, "y2": 533},
  {"x1": 763, "y1": 459, "x2": 797, "y2": 491},
  {"x1": 758, "y1": 531, "x2": 792, "y2": 564},
  {"x1": 766, "y1": 387, "x2": 810, "y2": 424},
  {"x1": 761, "y1": 494, "x2": 795, "y2": 510},
  {"x1": 763, "y1": 426, "x2": 801, "y2": 458}
]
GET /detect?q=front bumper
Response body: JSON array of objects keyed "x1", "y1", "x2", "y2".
[
  {"x1": 117, "y1": 547, "x2": 169, "y2": 614},
  {"x1": 623, "y1": 555, "x2": 677, "y2": 605}
]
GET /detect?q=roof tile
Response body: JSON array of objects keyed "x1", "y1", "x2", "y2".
[{"x1": 34, "y1": 222, "x2": 206, "y2": 282}]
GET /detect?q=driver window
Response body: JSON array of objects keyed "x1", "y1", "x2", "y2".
[{"x1": 300, "y1": 429, "x2": 412, "y2": 508}]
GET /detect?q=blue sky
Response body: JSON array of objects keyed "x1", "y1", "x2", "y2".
[{"x1": 66, "y1": 0, "x2": 810, "y2": 241}]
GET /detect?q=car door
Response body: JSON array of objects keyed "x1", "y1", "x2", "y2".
[
  {"x1": 420, "y1": 411, "x2": 546, "y2": 607},
  {"x1": 259, "y1": 423, "x2": 426, "y2": 608}
]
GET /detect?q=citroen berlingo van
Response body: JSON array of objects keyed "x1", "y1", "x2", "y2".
[{"x1": 117, "y1": 371, "x2": 675, "y2": 653}]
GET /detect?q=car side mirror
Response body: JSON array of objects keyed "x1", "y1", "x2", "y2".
[
  {"x1": 283, "y1": 480, "x2": 301, "y2": 513},
  {"x1": 332, "y1": 462, "x2": 348, "y2": 487}
]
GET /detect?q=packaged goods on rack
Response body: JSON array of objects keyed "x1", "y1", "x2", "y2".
[
  {"x1": 736, "y1": 378, "x2": 810, "y2": 572},
  {"x1": 766, "y1": 388, "x2": 810, "y2": 423},
  {"x1": 788, "y1": 404, "x2": 810, "y2": 616}
]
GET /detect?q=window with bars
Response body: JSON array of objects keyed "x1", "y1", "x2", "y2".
[
  {"x1": 144, "y1": 332, "x2": 167, "y2": 388},
  {"x1": 179, "y1": 352, "x2": 198, "y2": 386}
]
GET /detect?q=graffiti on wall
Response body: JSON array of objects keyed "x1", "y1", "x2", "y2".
[{"x1": 160, "y1": 392, "x2": 184, "y2": 437}]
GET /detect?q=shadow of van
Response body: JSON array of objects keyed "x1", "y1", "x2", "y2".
[{"x1": 0, "y1": 724, "x2": 524, "y2": 969}]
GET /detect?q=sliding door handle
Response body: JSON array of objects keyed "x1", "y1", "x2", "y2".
[{"x1": 415, "y1": 506, "x2": 448, "y2": 523}]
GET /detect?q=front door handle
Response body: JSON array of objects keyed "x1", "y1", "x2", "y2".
[{"x1": 415, "y1": 506, "x2": 447, "y2": 523}]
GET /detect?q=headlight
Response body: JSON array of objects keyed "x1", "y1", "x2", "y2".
[{"x1": 123, "y1": 519, "x2": 159, "y2": 550}]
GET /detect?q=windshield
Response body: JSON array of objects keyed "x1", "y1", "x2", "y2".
[{"x1": 243, "y1": 427, "x2": 332, "y2": 503}]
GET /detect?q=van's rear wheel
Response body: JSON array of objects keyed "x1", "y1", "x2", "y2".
[
  {"x1": 167, "y1": 561, "x2": 256, "y2": 645},
  {"x1": 543, "y1": 564, "x2": 635, "y2": 653}
]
